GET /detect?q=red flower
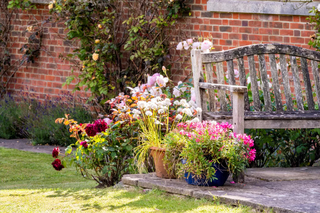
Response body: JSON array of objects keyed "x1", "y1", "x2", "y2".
[
  {"x1": 80, "y1": 141, "x2": 88, "y2": 148},
  {"x1": 85, "y1": 124, "x2": 97, "y2": 136},
  {"x1": 52, "y1": 147, "x2": 60, "y2": 158},
  {"x1": 93, "y1": 119, "x2": 108, "y2": 133},
  {"x1": 52, "y1": 159, "x2": 64, "y2": 171}
]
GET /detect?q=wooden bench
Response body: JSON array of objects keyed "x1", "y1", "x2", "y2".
[{"x1": 191, "y1": 43, "x2": 320, "y2": 134}]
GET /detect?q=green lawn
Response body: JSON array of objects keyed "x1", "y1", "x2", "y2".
[{"x1": 0, "y1": 147, "x2": 255, "y2": 212}]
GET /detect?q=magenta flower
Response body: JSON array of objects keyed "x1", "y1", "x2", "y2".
[
  {"x1": 80, "y1": 141, "x2": 88, "y2": 148},
  {"x1": 52, "y1": 147, "x2": 60, "y2": 158},
  {"x1": 52, "y1": 159, "x2": 64, "y2": 171},
  {"x1": 93, "y1": 119, "x2": 108, "y2": 133}
]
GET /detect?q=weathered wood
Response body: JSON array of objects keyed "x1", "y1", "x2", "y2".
[
  {"x1": 258, "y1": 54, "x2": 272, "y2": 111},
  {"x1": 199, "y1": 82, "x2": 248, "y2": 93},
  {"x1": 248, "y1": 55, "x2": 261, "y2": 111},
  {"x1": 290, "y1": 56, "x2": 304, "y2": 111},
  {"x1": 203, "y1": 110, "x2": 320, "y2": 120},
  {"x1": 191, "y1": 49, "x2": 203, "y2": 121},
  {"x1": 233, "y1": 92, "x2": 245, "y2": 134},
  {"x1": 237, "y1": 57, "x2": 250, "y2": 111},
  {"x1": 301, "y1": 58, "x2": 315, "y2": 110},
  {"x1": 244, "y1": 120, "x2": 320, "y2": 129},
  {"x1": 311, "y1": 61, "x2": 320, "y2": 109},
  {"x1": 269, "y1": 54, "x2": 283, "y2": 111},
  {"x1": 216, "y1": 62, "x2": 227, "y2": 111},
  {"x1": 202, "y1": 43, "x2": 320, "y2": 63},
  {"x1": 204, "y1": 63, "x2": 215, "y2": 111},
  {"x1": 227, "y1": 60, "x2": 235, "y2": 110},
  {"x1": 280, "y1": 54, "x2": 293, "y2": 111}
]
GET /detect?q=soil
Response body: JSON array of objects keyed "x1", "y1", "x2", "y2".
[{"x1": 0, "y1": 138, "x2": 67, "y2": 155}]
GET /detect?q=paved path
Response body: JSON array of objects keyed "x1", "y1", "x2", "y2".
[
  {"x1": 0, "y1": 138, "x2": 66, "y2": 154},
  {"x1": 123, "y1": 168, "x2": 320, "y2": 213}
]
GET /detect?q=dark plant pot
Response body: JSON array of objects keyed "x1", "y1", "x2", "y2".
[
  {"x1": 150, "y1": 147, "x2": 175, "y2": 179},
  {"x1": 182, "y1": 160, "x2": 229, "y2": 187}
]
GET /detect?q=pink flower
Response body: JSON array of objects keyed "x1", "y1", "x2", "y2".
[
  {"x1": 176, "y1": 42, "x2": 183, "y2": 50},
  {"x1": 191, "y1": 88, "x2": 196, "y2": 102},
  {"x1": 201, "y1": 40, "x2": 212, "y2": 51},
  {"x1": 147, "y1": 73, "x2": 160, "y2": 86},
  {"x1": 156, "y1": 75, "x2": 169, "y2": 87},
  {"x1": 187, "y1": 39, "x2": 193, "y2": 45},
  {"x1": 248, "y1": 149, "x2": 256, "y2": 162},
  {"x1": 103, "y1": 118, "x2": 113, "y2": 126}
]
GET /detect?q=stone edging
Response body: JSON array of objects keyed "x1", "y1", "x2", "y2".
[
  {"x1": 122, "y1": 174, "x2": 299, "y2": 213},
  {"x1": 31, "y1": 0, "x2": 50, "y2": 4},
  {"x1": 207, "y1": 0, "x2": 318, "y2": 16}
]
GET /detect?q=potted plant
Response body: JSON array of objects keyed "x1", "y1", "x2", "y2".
[
  {"x1": 128, "y1": 69, "x2": 200, "y2": 178},
  {"x1": 171, "y1": 121, "x2": 256, "y2": 186}
]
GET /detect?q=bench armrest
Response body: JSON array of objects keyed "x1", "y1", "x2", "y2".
[{"x1": 199, "y1": 82, "x2": 248, "y2": 93}]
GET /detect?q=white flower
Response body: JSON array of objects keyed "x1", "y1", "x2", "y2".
[
  {"x1": 180, "y1": 99, "x2": 187, "y2": 105},
  {"x1": 188, "y1": 100, "x2": 197, "y2": 108},
  {"x1": 133, "y1": 114, "x2": 140, "y2": 119},
  {"x1": 174, "y1": 100, "x2": 180, "y2": 105},
  {"x1": 196, "y1": 107, "x2": 202, "y2": 113},
  {"x1": 192, "y1": 42, "x2": 201, "y2": 49},
  {"x1": 182, "y1": 103, "x2": 190, "y2": 108},
  {"x1": 186, "y1": 39, "x2": 193, "y2": 45},
  {"x1": 132, "y1": 109, "x2": 141, "y2": 114},
  {"x1": 234, "y1": 69, "x2": 240, "y2": 78},
  {"x1": 177, "y1": 108, "x2": 183, "y2": 113},
  {"x1": 183, "y1": 41, "x2": 189, "y2": 50},
  {"x1": 137, "y1": 101, "x2": 146, "y2": 108},
  {"x1": 150, "y1": 103, "x2": 158, "y2": 110},
  {"x1": 176, "y1": 42, "x2": 183, "y2": 50},
  {"x1": 191, "y1": 117, "x2": 200, "y2": 123},
  {"x1": 156, "y1": 75, "x2": 169, "y2": 87},
  {"x1": 247, "y1": 77, "x2": 251, "y2": 84},
  {"x1": 145, "y1": 111, "x2": 152, "y2": 116},
  {"x1": 177, "y1": 81, "x2": 187, "y2": 92},
  {"x1": 158, "y1": 109, "x2": 165, "y2": 114},
  {"x1": 155, "y1": 120, "x2": 161, "y2": 125},
  {"x1": 164, "y1": 98, "x2": 171, "y2": 106},
  {"x1": 182, "y1": 108, "x2": 193, "y2": 116},
  {"x1": 176, "y1": 114, "x2": 183, "y2": 120},
  {"x1": 317, "y1": 4, "x2": 320, "y2": 11}
]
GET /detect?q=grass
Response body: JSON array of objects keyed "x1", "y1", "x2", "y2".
[{"x1": 0, "y1": 147, "x2": 255, "y2": 213}]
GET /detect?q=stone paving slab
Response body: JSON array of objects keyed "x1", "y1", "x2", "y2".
[{"x1": 122, "y1": 169, "x2": 320, "y2": 213}]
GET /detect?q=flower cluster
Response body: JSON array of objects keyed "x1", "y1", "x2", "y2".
[
  {"x1": 51, "y1": 147, "x2": 64, "y2": 171},
  {"x1": 85, "y1": 119, "x2": 111, "y2": 137},
  {"x1": 176, "y1": 39, "x2": 213, "y2": 52}
]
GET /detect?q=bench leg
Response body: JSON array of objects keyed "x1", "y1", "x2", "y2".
[{"x1": 232, "y1": 92, "x2": 245, "y2": 134}]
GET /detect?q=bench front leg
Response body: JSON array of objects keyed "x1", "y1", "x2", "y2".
[{"x1": 232, "y1": 91, "x2": 245, "y2": 135}]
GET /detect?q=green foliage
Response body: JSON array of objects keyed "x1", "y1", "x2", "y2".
[
  {"x1": 8, "y1": 0, "x2": 35, "y2": 10},
  {"x1": 0, "y1": 93, "x2": 93, "y2": 146},
  {"x1": 49, "y1": 0, "x2": 190, "y2": 103},
  {"x1": 63, "y1": 120, "x2": 139, "y2": 187}
]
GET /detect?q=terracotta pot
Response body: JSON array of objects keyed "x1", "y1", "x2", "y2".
[{"x1": 150, "y1": 147, "x2": 174, "y2": 179}]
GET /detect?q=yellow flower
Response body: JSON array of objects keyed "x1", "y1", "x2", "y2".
[
  {"x1": 98, "y1": 24, "x2": 102, "y2": 29},
  {"x1": 95, "y1": 39, "x2": 100, "y2": 44},
  {"x1": 92, "y1": 53, "x2": 99, "y2": 61},
  {"x1": 48, "y1": 3, "x2": 53, "y2": 10},
  {"x1": 82, "y1": 65, "x2": 85, "y2": 69},
  {"x1": 26, "y1": 26, "x2": 33, "y2": 32}
]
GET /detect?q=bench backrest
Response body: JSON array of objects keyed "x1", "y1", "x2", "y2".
[{"x1": 191, "y1": 43, "x2": 320, "y2": 113}]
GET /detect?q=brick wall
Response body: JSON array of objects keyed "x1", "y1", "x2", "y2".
[{"x1": 6, "y1": 1, "x2": 318, "y2": 98}]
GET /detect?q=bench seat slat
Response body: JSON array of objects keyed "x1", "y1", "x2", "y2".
[
  {"x1": 290, "y1": 56, "x2": 304, "y2": 111},
  {"x1": 248, "y1": 55, "x2": 261, "y2": 111},
  {"x1": 311, "y1": 61, "x2": 320, "y2": 108},
  {"x1": 301, "y1": 58, "x2": 315, "y2": 110},
  {"x1": 269, "y1": 54, "x2": 283, "y2": 111},
  {"x1": 216, "y1": 62, "x2": 227, "y2": 111},
  {"x1": 280, "y1": 54, "x2": 293, "y2": 111},
  {"x1": 237, "y1": 57, "x2": 250, "y2": 111},
  {"x1": 258, "y1": 54, "x2": 272, "y2": 111}
]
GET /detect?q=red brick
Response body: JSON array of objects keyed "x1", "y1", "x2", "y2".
[
  {"x1": 280, "y1": 30, "x2": 294, "y2": 36},
  {"x1": 290, "y1": 37, "x2": 305, "y2": 44},
  {"x1": 290, "y1": 23, "x2": 304, "y2": 29}
]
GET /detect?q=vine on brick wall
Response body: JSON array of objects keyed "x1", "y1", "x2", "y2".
[
  {"x1": 0, "y1": 0, "x2": 43, "y2": 96},
  {"x1": 49, "y1": 0, "x2": 190, "y2": 105}
]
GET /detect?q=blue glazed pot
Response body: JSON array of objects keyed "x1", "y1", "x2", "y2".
[{"x1": 182, "y1": 160, "x2": 229, "y2": 187}]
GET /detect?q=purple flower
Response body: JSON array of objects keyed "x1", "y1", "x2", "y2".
[
  {"x1": 52, "y1": 147, "x2": 60, "y2": 158},
  {"x1": 52, "y1": 159, "x2": 64, "y2": 171},
  {"x1": 80, "y1": 141, "x2": 88, "y2": 148}
]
